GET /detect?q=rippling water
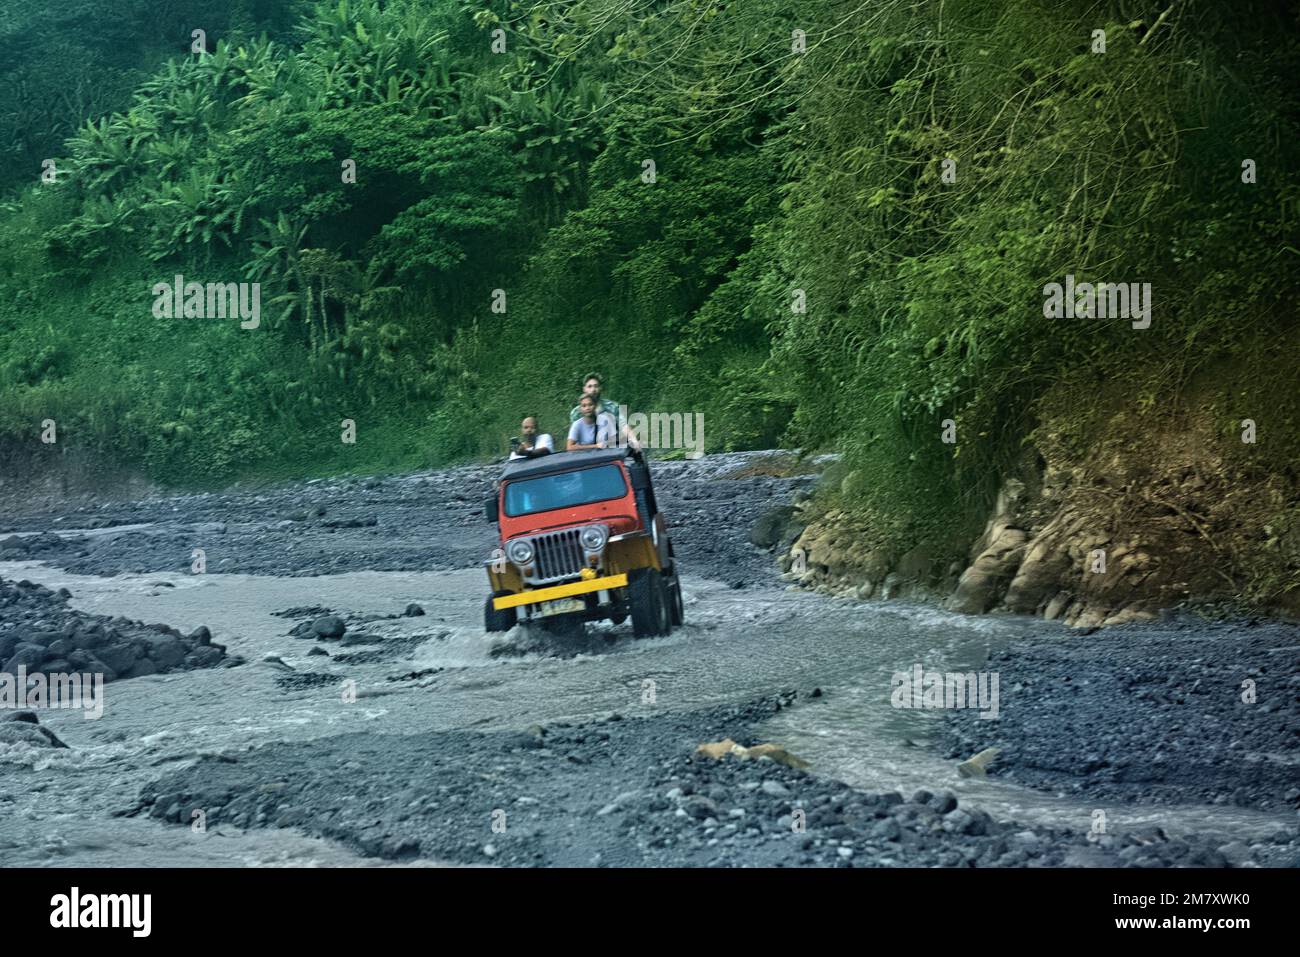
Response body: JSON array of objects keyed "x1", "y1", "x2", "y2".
[{"x1": 1, "y1": 560, "x2": 1290, "y2": 866}]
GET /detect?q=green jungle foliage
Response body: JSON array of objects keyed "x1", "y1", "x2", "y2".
[{"x1": 0, "y1": 0, "x2": 1296, "y2": 557}]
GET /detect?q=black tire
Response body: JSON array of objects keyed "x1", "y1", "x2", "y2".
[
  {"x1": 628, "y1": 568, "x2": 670, "y2": 638},
  {"x1": 634, "y1": 487, "x2": 653, "y2": 533},
  {"x1": 484, "y1": 591, "x2": 517, "y2": 633},
  {"x1": 667, "y1": 572, "x2": 685, "y2": 626}
]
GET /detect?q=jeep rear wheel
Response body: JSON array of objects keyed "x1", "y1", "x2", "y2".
[
  {"x1": 484, "y1": 591, "x2": 517, "y2": 633},
  {"x1": 667, "y1": 572, "x2": 685, "y2": 626},
  {"x1": 628, "y1": 568, "x2": 670, "y2": 638}
]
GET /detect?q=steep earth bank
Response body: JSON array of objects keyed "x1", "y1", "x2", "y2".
[{"x1": 770, "y1": 397, "x2": 1300, "y2": 627}]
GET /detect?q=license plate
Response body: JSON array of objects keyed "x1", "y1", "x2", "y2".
[{"x1": 539, "y1": 597, "x2": 586, "y2": 617}]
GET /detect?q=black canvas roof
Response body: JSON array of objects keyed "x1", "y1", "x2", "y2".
[{"x1": 498, "y1": 447, "x2": 632, "y2": 481}]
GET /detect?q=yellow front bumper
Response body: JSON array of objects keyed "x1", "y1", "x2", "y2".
[{"x1": 493, "y1": 573, "x2": 629, "y2": 610}]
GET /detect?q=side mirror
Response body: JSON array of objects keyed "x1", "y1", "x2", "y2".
[{"x1": 485, "y1": 494, "x2": 498, "y2": 523}]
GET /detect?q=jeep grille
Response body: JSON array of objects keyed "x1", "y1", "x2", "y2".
[{"x1": 529, "y1": 528, "x2": 586, "y2": 584}]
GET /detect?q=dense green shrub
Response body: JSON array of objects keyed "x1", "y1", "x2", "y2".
[{"x1": 0, "y1": 0, "x2": 1294, "y2": 554}]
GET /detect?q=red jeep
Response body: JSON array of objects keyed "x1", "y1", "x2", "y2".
[{"x1": 483, "y1": 447, "x2": 684, "y2": 636}]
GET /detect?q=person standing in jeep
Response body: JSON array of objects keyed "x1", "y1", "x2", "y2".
[
  {"x1": 569, "y1": 374, "x2": 620, "y2": 429},
  {"x1": 569, "y1": 373, "x2": 642, "y2": 451}
]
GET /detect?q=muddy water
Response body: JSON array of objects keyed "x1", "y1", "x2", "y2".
[{"x1": 2, "y1": 557, "x2": 1289, "y2": 867}]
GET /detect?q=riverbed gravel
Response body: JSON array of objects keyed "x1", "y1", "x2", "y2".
[
  {"x1": 939, "y1": 615, "x2": 1300, "y2": 814},
  {"x1": 2, "y1": 450, "x2": 1296, "y2": 867}
]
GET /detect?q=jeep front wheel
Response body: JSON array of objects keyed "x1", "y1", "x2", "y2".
[
  {"x1": 628, "y1": 568, "x2": 670, "y2": 638},
  {"x1": 484, "y1": 592, "x2": 517, "y2": 633}
]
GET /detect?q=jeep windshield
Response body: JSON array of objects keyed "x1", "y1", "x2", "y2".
[{"x1": 503, "y1": 464, "x2": 627, "y2": 517}]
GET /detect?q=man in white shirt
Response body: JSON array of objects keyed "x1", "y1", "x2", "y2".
[
  {"x1": 509, "y1": 416, "x2": 554, "y2": 460},
  {"x1": 567, "y1": 395, "x2": 616, "y2": 450}
]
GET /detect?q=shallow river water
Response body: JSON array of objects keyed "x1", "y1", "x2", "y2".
[{"x1": 2, "y1": 556, "x2": 1289, "y2": 867}]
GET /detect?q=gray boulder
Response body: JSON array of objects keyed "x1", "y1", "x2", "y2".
[
  {"x1": 124, "y1": 658, "x2": 158, "y2": 679},
  {"x1": 39, "y1": 658, "x2": 72, "y2": 676},
  {"x1": 185, "y1": 646, "x2": 225, "y2": 669},
  {"x1": 3, "y1": 643, "x2": 47, "y2": 674},
  {"x1": 145, "y1": 635, "x2": 187, "y2": 670},
  {"x1": 0, "y1": 711, "x2": 68, "y2": 749},
  {"x1": 96, "y1": 643, "x2": 140, "y2": 675},
  {"x1": 311, "y1": 616, "x2": 347, "y2": 639}
]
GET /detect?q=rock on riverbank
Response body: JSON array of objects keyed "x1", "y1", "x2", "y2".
[{"x1": 0, "y1": 576, "x2": 230, "y2": 683}]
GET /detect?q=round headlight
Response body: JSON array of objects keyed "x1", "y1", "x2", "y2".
[
  {"x1": 506, "y1": 539, "x2": 534, "y2": 565},
  {"x1": 580, "y1": 525, "x2": 608, "y2": 551}
]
